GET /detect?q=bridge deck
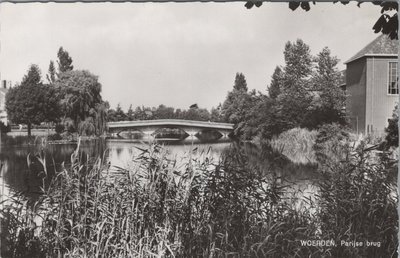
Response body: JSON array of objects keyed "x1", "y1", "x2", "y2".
[{"x1": 107, "y1": 119, "x2": 234, "y2": 130}]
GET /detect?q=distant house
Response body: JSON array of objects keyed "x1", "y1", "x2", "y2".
[
  {"x1": 0, "y1": 80, "x2": 10, "y2": 125},
  {"x1": 343, "y1": 34, "x2": 398, "y2": 135}
]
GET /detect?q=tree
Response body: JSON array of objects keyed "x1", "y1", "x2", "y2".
[
  {"x1": 221, "y1": 73, "x2": 256, "y2": 137},
  {"x1": 233, "y1": 72, "x2": 248, "y2": 92},
  {"x1": 274, "y1": 39, "x2": 313, "y2": 132},
  {"x1": 57, "y1": 47, "x2": 74, "y2": 75},
  {"x1": 46, "y1": 60, "x2": 56, "y2": 84},
  {"x1": 127, "y1": 105, "x2": 134, "y2": 121},
  {"x1": 56, "y1": 70, "x2": 102, "y2": 128},
  {"x1": 114, "y1": 104, "x2": 127, "y2": 121},
  {"x1": 268, "y1": 66, "x2": 283, "y2": 99},
  {"x1": 93, "y1": 102, "x2": 109, "y2": 135},
  {"x1": 304, "y1": 47, "x2": 347, "y2": 128},
  {"x1": 154, "y1": 104, "x2": 175, "y2": 119},
  {"x1": 5, "y1": 65, "x2": 61, "y2": 137},
  {"x1": 210, "y1": 104, "x2": 223, "y2": 122},
  {"x1": 244, "y1": 1, "x2": 398, "y2": 40}
]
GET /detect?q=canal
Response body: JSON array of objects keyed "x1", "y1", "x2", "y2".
[{"x1": 0, "y1": 133, "x2": 319, "y2": 204}]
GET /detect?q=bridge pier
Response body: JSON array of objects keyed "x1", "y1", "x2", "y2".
[
  {"x1": 141, "y1": 129, "x2": 156, "y2": 141},
  {"x1": 185, "y1": 129, "x2": 200, "y2": 140}
]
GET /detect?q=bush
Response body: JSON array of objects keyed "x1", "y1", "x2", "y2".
[
  {"x1": 0, "y1": 121, "x2": 11, "y2": 133},
  {"x1": 313, "y1": 123, "x2": 349, "y2": 164},
  {"x1": 47, "y1": 133, "x2": 63, "y2": 141},
  {"x1": 55, "y1": 123, "x2": 64, "y2": 134},
  {"x1": 385, "y1": 105, "x2": 398, "y2": 148},
  {"x1": 78, "y1": 118, "x2": 96, "y2": 136}
]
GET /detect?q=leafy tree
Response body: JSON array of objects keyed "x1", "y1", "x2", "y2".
[
  {"x1": 222, "y1": 73, "x2": 257, "y2": 137},
  {"x1": 154, "y1": 104, "x2": 175, "y2": 119},
  {"x1": 245, "y1": 1, "x2": 398, "y2": 40},
  {"x1": 305, "y1": 47, "x2": 347, "y2": 128},
  {"x1": 268, "y1": 66, "x2": 283, "y2": 99},
  {"x1": 127, "y1": 104, "x2": 134, "y2": 121},
  {"x1": 57, "y1": 47, "x2": 74, "y2": 75},
  {"x1": 189, "y1": 103, "x2": 198, "y2": 109},
  {"x1": 182, "y1": 105, "x2": 210, "y2": 121},
  {"x1": 46, "y1": 60, "x2": 56, "y2": 84},
  {"x1": 21, "y1": 64, "x2": 41, "y2": 85},
  {"x1": 5, "y1": 65, "x2": 61, "y2": 137},
  {"x1": 114, "y1": 104, "x2": 127, "y2": 121},
  {"x1": 233, "y1": 72, "x2": 248, "y2": 92},
  {"x1": 274, "y1": 39, "x2": 313, "y2": 132},
  {"x1": 210, "y1": 104, "x2": 223, "y2": 122},
  {"x1": 107, "y1": 108, "x2": 117, "y2": 122},
  {"x1": 56, "y1": 70, "x2": 102, "y2": 128},
  {"x1": 93, "y1": 102, "x2": 109, "y2": 135}
]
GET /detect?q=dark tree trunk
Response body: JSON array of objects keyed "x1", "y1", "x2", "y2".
[{"x1": 27, "y1": 123, "x2": 31, "y2": 137}]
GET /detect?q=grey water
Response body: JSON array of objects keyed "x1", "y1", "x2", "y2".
[{"x1": 0, "y1": 134, "x2": 319, "y2": 204}]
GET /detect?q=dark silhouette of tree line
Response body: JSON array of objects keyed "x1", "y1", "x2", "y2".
[{"x1": 107, "y1": 103, "x2": 224, "y2": 123}]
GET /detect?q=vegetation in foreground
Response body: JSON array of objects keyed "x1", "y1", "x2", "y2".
[{"x1": 1, "y1": 133, "x2": 397, "y2": 257}]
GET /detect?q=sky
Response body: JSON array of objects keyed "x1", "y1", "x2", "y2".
[{"x1": 0, "y1": 2, "x2": 380, "y2": 110}]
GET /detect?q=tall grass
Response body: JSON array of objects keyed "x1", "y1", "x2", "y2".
[{"x1": 1, "y1": 136, "x2": 398, "y2": 257}]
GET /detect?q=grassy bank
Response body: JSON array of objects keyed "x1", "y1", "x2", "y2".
[{"x1": 1, "y1": 137, "x2": 397, "y2": 257}]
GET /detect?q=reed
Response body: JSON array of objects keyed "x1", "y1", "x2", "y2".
[{"x1": 1, "y1": 136, "x2": 397, "y2": 257}]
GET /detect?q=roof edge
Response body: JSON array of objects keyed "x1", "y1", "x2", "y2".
[{"x1": 344, "y1": 53, "x2": 398, "y2": 64}]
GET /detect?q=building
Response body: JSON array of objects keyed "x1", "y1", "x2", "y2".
[
  {"x1": 344, "y1": 34, "x2": 398, "y2": 135},
  {"x1": 0, "y1": 80, "x2": 11, "y2": 125}
]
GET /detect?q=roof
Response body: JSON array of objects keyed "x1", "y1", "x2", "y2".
[{"x1": 344, "y1": 34, "x2": 398, "y2": 64}]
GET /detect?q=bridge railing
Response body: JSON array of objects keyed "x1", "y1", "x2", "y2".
[{"x1": 107, "y1": 119, "x2": 234, "y2": 129}]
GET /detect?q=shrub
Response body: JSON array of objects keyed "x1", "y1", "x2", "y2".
[
  {"x1": 385, "y1": 105, "x2": 398, "y2": 148},
  {"x1": 313, "y1": 123, "x2": 349, "y2": 164},
  {"x1": 47, "y1": 133, "x2": 63, "y2": 141},
  {"x1": 78, "y1": 118, "x2": 95, "y2": 136},
  {"x1": 0, "y1": 121, "x2": 11, "y2": 133},
  {"x1": 54, "y1": 123, "x2": 64, "y2": 134}
]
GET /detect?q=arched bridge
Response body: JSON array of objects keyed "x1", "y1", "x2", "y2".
[{"x1": 107, "y1": 119, "x2": 234, "y2": 141}]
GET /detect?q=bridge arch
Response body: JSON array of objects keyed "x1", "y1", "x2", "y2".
[{"x1": 107, "y1": 119, "x2": 234, "y2": 142}]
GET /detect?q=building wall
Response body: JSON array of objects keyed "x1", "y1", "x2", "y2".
[
  {"x1": 345, "y1": 58, "x2": 367, "y2": 134},
  {"x1": 365, "y1": 57, "x2": 398, "y2": 135}
]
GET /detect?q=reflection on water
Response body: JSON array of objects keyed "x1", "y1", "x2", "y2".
[{"x1": 0, "y1": 135, "x2": 318, "y2": 202}]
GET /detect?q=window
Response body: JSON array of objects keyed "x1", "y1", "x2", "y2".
[{"x1": 388, "y1": 62, "x2": 398, "y2": 94}]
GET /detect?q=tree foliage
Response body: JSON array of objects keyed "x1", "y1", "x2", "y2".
[
  {"x1": 222, "y1": 40, "x2": 348, "y2": 140},
  {"x1": 385, "y1": 105, "x2": 399, "y2": 148},
  {"x1": 245, "y1": 1, "x2": 398, "y2": 40},
  {"x1": 46, "y1": 60, "x2": 56, "y2": 84},
  {"x1": 5, "y1": 65, "x2": 61, "y2": 136},
  {"x1": 57, "y1": 47, "x2": 74, "y2": 75},
  {"x1": 56, "y1": 70, "x2": 103, "y2": 129},
  {"x1": 268, "y1": 66, "x2": 283, "y2": 99},
  {"x1": 107, "y1": 103, "x2": 222, "y2": 123}
]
